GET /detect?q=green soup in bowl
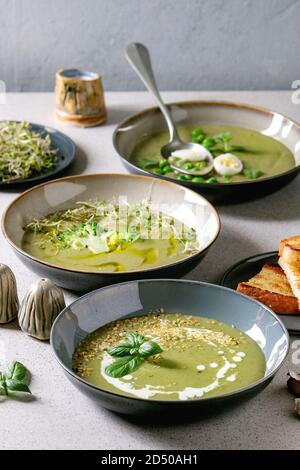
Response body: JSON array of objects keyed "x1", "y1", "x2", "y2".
[
  {"x1": 131, "y1": 124, "x2": 295, "y2": 184},
  {"x1": 114, "y1": 101, "x2": 300, "y2": 201},
  {"x1": 73, "y1": 311, "x2": 266, "y2": 401},
  {"x1": 2, "y1": 174, "x2": 220, "y2": 292},
  {"x1": 51, "y1": 279, "x2": 289, "y2": 416}
]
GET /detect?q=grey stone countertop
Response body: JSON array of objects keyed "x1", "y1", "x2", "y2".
[{"x1": 0, "y1": 91, "x2": 300, "y2": 450}]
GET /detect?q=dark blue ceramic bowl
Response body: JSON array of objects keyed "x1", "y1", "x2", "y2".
[{"x1": 51, "y1": 279, "x2": 289, "y2": 417}]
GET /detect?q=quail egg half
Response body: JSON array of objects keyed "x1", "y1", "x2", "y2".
[{"x1": 213, "y1": 153, "x2": 243, "y2": 176}]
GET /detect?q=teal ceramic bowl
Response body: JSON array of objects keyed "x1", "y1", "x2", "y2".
[{"x1": 51, "y1": 279, "x2": 289, "y2": 417}]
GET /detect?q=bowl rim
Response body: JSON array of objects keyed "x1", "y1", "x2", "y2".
[
  {"x1": 1, "y1": 172, "x2": 221, "y2": 276},
  {"x1": 0, "y1": 120, "x2": 76, "y2": 187},
  {"x1": 113, "y1": 99, "x2": 300, "y2": 188},
  {"x1": 50, "y1": 278, "x2": 290, "y2": 405}
]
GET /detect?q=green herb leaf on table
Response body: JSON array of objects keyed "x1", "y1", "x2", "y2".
[
  {"x1": 105, "y1": 356, "x2": 142, "y2": 379},
  {"x1": 105, "y1": 332, "x2": 163, "y2": 378},
  {"x1": 0, "y1": 361, "x2": 32, "y2": 401},
  {"x1": 4, "y1": 361, "x2": 27, "y2": 382},
  {"x1": 0, "y1": 382, "x2": 7, "y2": 396},
  {"x1": 5, "y1": 380, "x2": 31, "y2": 394}
]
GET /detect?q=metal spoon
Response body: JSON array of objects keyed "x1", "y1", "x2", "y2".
[{"x1": 125, "y1": 43, "x2": 213, "y2": 177}]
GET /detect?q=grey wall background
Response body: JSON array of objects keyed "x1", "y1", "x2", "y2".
[{"x1": 1, "y1": 0, "x2": 299, "y2": 92}]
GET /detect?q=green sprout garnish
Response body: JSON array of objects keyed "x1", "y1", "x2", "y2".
[
  {"x1": 213, "y1": 131, "x2": 245, "y2": 153},
  {"x1": 0, "y1": 121, "x2": 57, "y2": 182},
  {"x1": 24, "y1": 199, "x2": 200, "y2": 255}
]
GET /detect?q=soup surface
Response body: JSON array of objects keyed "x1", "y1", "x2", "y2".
[
  {"x1": 131, "y1": 125, "x2": 295, "y2": 184},
  {"x1": 72, "y1": 312, "x2": 266, "y2": 401},
  {"x1": 22, "y1": 200, "x2": 199, "y2": 272}
]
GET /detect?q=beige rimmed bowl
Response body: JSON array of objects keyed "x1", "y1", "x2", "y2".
[
  {"x1": 2, "y1": 174, "x2": 220, "y2": 292},
  {"x1": 113, "y1": 100, "x2": 300, "y2": 202}
]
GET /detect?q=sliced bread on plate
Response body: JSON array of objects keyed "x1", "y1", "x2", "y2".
[
  {"x1": 237, "y1": 263, "x2": 299, "y2": 314},
  {"x1": 279, "y1": 235, "x2": 300, "y2": 309}
]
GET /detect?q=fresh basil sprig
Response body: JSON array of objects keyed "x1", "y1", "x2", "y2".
[
  {"x1": 138, "y1": 340, "x2": 163, "y2": 357},
  {"x1": 105, "y1": 332, "x2": 163, "y2": 378},
  {"x1": 105, "y1": 356, "x2": 142, "y2": 379},
  {"x1": 0, "y1": 361, "x2": 32, "y2": 400}
]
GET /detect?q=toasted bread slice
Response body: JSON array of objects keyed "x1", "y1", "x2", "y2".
[
  {"x1": 278, "y1": 236, "x2": 300, "y2": 309},
  {"x1": 279, "y1": 236, "x2": 300, "y2": 261},
  {"x1": 237, "y1": 263, "x2": 299, "y2": 314}
]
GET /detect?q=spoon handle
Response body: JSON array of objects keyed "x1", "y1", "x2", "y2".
[{"x1": 126, "y1": 43, "x2": 180, "y2": 142}]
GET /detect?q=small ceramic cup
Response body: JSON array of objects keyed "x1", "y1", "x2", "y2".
[{"x1": 55, "y1": 69, "x2": 107, "y2": 127}]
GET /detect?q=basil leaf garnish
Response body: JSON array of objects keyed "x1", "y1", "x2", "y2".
[
  {"x1": 4, "y1": 361, "x2": 27, "y2": 382},
  {"x1": 105, "y1": 332, "x2": 163, "y2": 378},
  {"x1": 138, "y1": 341, "x2": 163, "y2": 357},
  {"x1": 105, "y1": 356, "x2": 141, "y2": 378},
  {"x1": 0, "y1": 382, "x2": 7, "y2": 396},
  {"x1": 0, "y1": 361, "x2": 33, "y2": 401},
  {"x1": 107, "y1": 344, "x2": 133, "y2": 357},
  {"x1": 125, "y1": 332, "x2": 145, "y2": 347},
  {"x1": 6, "y1": 380, "x2": 31, "y2": 394}
]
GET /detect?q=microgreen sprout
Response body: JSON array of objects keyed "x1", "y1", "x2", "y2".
[{"x1": 0, "y1": 121, "x2": 57, "y2": 182}]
